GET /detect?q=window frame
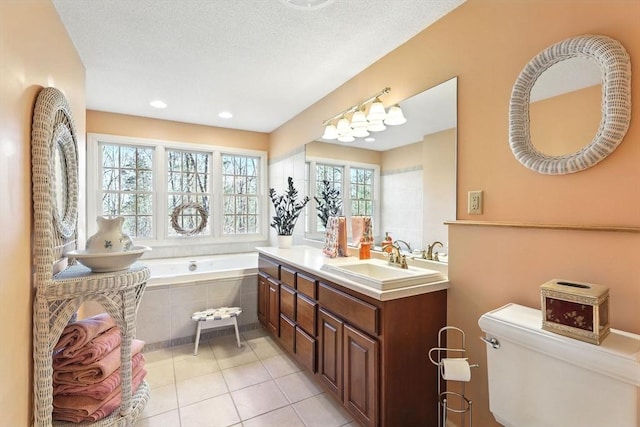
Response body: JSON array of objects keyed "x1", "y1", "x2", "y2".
[
  {"x1": 87, "y1": 133, "x2": 269, "y2": 249},
  {"x1": 305, "y1": 155, "x2": 380, "y2": 242}
]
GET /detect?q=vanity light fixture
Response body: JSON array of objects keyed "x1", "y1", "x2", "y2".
[{"x1": 321, "y1": 87, "x2": 406, "y2": 143}]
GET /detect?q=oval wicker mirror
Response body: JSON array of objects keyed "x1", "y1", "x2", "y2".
[
  {"x1": 509, "y1": 35, "x2": 631, "y2": 175},
  {"x1": 32, "y1": 87, "x2": 79, "y2": 239}
]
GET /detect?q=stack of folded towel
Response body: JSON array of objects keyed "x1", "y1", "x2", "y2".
[{"x1": 51, "y1": 313, "x2": 147, "y2": 423}]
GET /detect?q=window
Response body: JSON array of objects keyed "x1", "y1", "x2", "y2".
[
  {"x1": 314, "y1": 164, "x2": 343, "y2": 232},
  {"x1": 100, "y1": 144, "x2": 154, "y2": 238},
  {"x1": 222, "y1": 154, "x2": 260, "y2": 234},
  {"x1": 167, "y1": 149, "x2": 211, "y2": 236},
  {"x1": 350, "y1": 167, "x2": 374, "y2": 216},
  {"x1": 306, "y1": 157, "x2": 379, "y2": 240},
  {"x1": 87, "y1": 133, "x2": 268, "y2": 249}
]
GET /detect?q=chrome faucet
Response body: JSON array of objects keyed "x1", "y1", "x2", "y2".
[
  {"x1": 423, "y1": 241, "x2": 443, "y2": 260},
  {"x1": 394, "y1": 239, "x2": 411, "y2": 253},
  {"x1": 388, "y1": 243, "x2": 408, "y2": 269}
]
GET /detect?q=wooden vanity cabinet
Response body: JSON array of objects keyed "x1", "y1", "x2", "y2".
[{"x1": 258, "y1": 254, "x2": 446, "y2": 427}]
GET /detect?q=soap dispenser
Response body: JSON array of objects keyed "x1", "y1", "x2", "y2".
[{"x1": 359, "y1": 234, "x2": 372, "y2": 260}]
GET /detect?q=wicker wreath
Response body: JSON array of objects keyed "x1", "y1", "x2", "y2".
[{"x1": 170, "y1": 202, "x2": 208, "y2": 236}]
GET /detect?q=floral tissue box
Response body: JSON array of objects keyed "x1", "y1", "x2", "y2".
[{"x1": 540, "y1": 279, "x2": 610, "y2": 345}]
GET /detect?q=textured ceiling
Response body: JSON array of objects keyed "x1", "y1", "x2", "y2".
[{"x1": 53, "y1": 0, "x2": 466, "y2": 133}]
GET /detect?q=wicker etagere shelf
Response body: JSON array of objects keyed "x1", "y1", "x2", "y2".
[{"x1": 31, "y1": 87, "x2": 150, "y2": 427}]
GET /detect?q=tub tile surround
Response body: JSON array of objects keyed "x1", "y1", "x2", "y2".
[
  {"x1": 139, "y1": 273, "x2": 260, "y2": 350},
  {"x1": 136, "y1": 329, "x2": 357, "y2": 427}
]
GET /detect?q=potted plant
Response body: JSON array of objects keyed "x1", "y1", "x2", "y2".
[
  {"x1": 269, "y1": 177, "x2": 310, "y2": 248},
  {"x1": 314, "y1": 180, "x2": 342, "y2": 228}
]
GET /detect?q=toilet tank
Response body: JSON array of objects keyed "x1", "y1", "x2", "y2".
[{"x1": 479, "y1": 303, "x2": 639, "y2": 427}]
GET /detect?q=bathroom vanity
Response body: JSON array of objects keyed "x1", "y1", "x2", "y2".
[{"x1": 256, "y1": 246, "x2": 449, "y2": 427}]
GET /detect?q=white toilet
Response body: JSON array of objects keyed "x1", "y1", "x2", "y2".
[{"x1": 479, "y1": 303, "x2": 640, "y2": 427}]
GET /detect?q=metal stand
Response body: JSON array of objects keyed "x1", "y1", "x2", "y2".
[{"x1": 428, "y1": 326, "x2": 477, "y2": 427}]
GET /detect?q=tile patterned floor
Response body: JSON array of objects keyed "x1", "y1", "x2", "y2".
[{"x1": 135, "y1": 328, "x2": 357, "y2": 427}]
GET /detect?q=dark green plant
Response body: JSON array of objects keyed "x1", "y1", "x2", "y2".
[
  {"x1": 314, "y1": 180, "x2": 342, "y2": 228},
  {"x1": 269, "y1": 177, "x2": 310, "y2": 236}
]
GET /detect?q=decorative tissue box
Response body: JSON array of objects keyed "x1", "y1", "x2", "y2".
[{"x1": 540, "y1": 279, "x2": 610, "y2": 345}]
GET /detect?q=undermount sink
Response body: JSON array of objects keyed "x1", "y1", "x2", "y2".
[{"x1": 321, "y1": 258, "x2": 446, "y2": 290}]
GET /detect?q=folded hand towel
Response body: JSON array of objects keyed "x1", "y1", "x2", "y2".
[
  {"x1": 54, "y1": 313, "x2": 116, "y2": 355},
  {"x1": 53, "y1": 339, "x2": 144, "y2": 385},
  {"x1": 53, "y1": 326, "x2": 121, "y2": 368},
  {"x1": 53, "y1": 352, "x2": 145, "y2": 399},
  {"x1": 52, "y1": 366, "x2": 146, "y2": 423}
]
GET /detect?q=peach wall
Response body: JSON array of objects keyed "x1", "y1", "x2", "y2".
[
  {"x1": 271, "y1": 1, "x2": 640, "y2": 425},
  {"x1": 87, "y1": 110, "x2": 269, "y2": 152},
  {"x1": 0, "y1": 1, "x2": 85, "y2": 424},
  {"x1": 380, "y1": 141, "x2": 422, "y2": 172}
]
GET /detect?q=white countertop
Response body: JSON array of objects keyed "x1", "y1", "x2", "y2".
[{"x1": 256, "y1": 246, "x2": 449, "y2": 301}]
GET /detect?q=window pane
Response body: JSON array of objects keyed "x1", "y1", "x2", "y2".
[
  {"x1": 102, "y1": 145, "x2": 118, "y2": 168},
  {"x1": 103, "y1": 169, "x2": 119, "y2": 191},
  {"x1": 102, "y1": 193, "x2": 117, "y2": 216},
  {"x1": 120, "y1": 146, "x2": 136, "y2": 168},
  {"x1": 137, "y1": 170, "x2": 153, "y2": 192},
  {"x1": 137, "y1": 194, "x2": 153, "y2": 215},
  {"x1": 120, "y1": 169, "x2": 136, "y2": 191},
  {"x1": 119, "y1": 193, "x2": 136, "y2": 215},
  {"x1": 247, "y1": 196, "x2": 258, "y2": 214},
  {"x1": 137, "y1": 216, "x2": 152, "y2": 237}
]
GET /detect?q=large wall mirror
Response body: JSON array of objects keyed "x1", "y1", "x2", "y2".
[
  {"x1": 510, "y1": 35, "x2": 631, "y2": 175},
  {"x1": 304, "y1": 77, "x2": 457, "y2": 256}
]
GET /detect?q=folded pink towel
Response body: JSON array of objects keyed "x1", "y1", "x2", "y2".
[
  {"x1": 53, "y1": 339, "x2": 144, "y2": 385},
  {"x1": 53, "y1": 326, "x2": 121, "y2": 368},
  {"x1": 54, "y1": 313, "x2": 116, "y2": 356},
  {"x1": 53, "y1": 352, "x2": 145, "y2": 399},
  {"x1": 52, "y1": 366, "x2": 146, "y2": 423}
]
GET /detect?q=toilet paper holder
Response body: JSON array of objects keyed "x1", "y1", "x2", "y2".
[{"x1": 428, "y1": 326, "x2": 478, "y2": 427}]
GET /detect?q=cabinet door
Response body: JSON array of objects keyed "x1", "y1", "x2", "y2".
[
  {"x1": 295, "y1": 326, "x2": 316, "y2": 373},
  {"x1": 296, "y1": 293, "x2": 317, "y2": 336},
  {"x1": 343, "y1": 324, "x2": 378, "y2": 427},
  {"x1": 280, "y1": 314, "x2": 295, "y2": 354},
  {"x1": 318, "y1": 308, "x2": 343, "y2": 400},
  {"x1": 280, "y1": 284, "x2": 296, "y2": 321},
  {"x1": 267, "y1": 278, "x2": 280, "y2": 335},
  {"x1": 257, "y1": 274, "x2": 268, "y2": 325}
]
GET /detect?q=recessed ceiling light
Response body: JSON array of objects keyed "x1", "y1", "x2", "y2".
[
  {"x1": 218, "y1": 111, "x2": 233, "y2": 119},
  {"x1": 149, "y1": 100, "x2": 167, "y2": 109},
  {"x1": 365, "y1": 137, "x2": 375, "y2": 142},
  {"x1": 279, "y1": 0, "x2": 335, "y2": 10}
]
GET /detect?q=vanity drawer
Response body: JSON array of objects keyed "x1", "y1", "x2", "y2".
[
  {"x1": 281, "y1": 266, "x2": 296, "y2": 289},
  {"x1": 280, "y1": 315, "x2": 295, "y2": 354},
  {"x1": 295, "y1": 326, "x2": 317, "y2": 373},
  {"x1": 297, "y1": 272, "x2": 317, "y2": 299},
  {"x1": 318, "y1": 283, "x2": 378, "y2": 336},
  {"x1": 280, "y1": 284, "x2": 296, "y2": 321},
  {"x1": 259, "y1": 256, "x2": 280, "y2": 280},
  {"x1": 296, "y1": 293, "x2": 317, "y2": 336}
]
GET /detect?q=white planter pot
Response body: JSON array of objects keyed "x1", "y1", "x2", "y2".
[{"x1": 277, "y1": 235, "x2": 293, "y2": 249}]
